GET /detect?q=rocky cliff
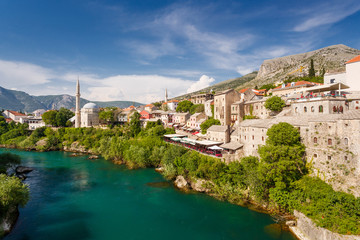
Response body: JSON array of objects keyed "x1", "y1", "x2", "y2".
[{"x1": 246, "y1": 44, "x2": 360, "y2": 88}]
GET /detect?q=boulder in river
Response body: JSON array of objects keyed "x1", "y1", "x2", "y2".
[
  {"x1": 174, "y1": 175, "x2": 189, "y2": 189},
  {"x1": 15, "y1": 166, "x2": 33, "y2": 174}
]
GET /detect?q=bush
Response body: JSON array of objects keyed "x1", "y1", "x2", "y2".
[{"x1": 265, "y1": 96, "x2": 286, "y2": 112}]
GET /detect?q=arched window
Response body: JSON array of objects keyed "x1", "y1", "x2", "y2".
[
  {"x1": 339, "y1": 106, "x2": 343, "y2": 113},
  {"x1": 344, "y1": 138, "x2": 348, "y2": 145},
  {"x1": 313, "y1": 137, "x2": 317, "y2": 143},
  {"x1": 319, "y1": 105, "x2": 323, "y2": 113},
  {"x1": 311, "y1": 106, "x2": 315, "y2": 112},
  {"x1": 304, "y1": 107, "x2": 307, "y2": 112},
  {"x1": 313, "y1": 154, "x2": 318, "y2": 158},
  {"x1": 328, "y1": 138, "x2": 332, "y2": 145},
  {"x1": 333, "y1": 106, "x2": 337, "y2": 113},
  {"x1": 295, "y1": 107, "x2": 298, "y2": 113}
]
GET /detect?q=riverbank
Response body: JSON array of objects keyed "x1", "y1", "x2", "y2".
[{"x1": 0, "y1": 124, "x2": 359, "y2": 238}]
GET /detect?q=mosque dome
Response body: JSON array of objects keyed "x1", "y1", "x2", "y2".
[{"x1": 82, "y1": 102, "x2": 98, "y2": 109}]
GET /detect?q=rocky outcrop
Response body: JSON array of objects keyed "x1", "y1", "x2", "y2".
[
  {"x1": 0, "y1": 206, "x2": 19, "y2": 237},
  {"x1": 190, "y1": 179, "x2": 212, "y2": 193},
  {"x1": 244, "y1": 44, "x2": 360, "y2": 89},
  {"x1": 15, "y1": 166, "x2": 33, "y2": 174},
  {"x1": 63, "y1": 141, "x2": 87, "y2": 153},
  {"x1": 174, "y1": 175, "x2": 189, "y2": 189},
  {"x1": 290, "y1": 210, "x2": 360, "y2": 240}
]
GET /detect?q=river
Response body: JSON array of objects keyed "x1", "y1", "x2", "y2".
[{"x1": 1, "y1": 149, "x2": 297, "y2": 240}]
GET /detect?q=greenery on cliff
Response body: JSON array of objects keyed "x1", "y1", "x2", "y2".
[{"x1": 0, "y1": 116, "x2": 359, "y2": 235}]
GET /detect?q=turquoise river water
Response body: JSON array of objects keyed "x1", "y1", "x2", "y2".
[{"x1": 1, "y1": 149, "x2": 297, "y2": 240}]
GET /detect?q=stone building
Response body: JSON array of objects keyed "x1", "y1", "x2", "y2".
[
  {"x1": 186, "y1": 112, "x2": 206, "y2": 129},
  {"x1": 243, "y1": 98, "x2": 271, "y2": 119},
  {"x1": 80, "y1": 103, "x2": 100, "y2": 127},
  {"x1": 291, "y1": 97, "x2": 349, "y2": 115},
  {"x1": 204, "y1": 99, "x2": 214, "y2": 117},
  {"x1": 190, "y1": 93, "x2": 213, "y2": 104},
  {"x1": 174, "y1": 112, "x2": 190, "y2": 125},
  {"x1": 271, "y1": 81, "x2": 321, "y2": 97},
  {"x1": 214, "y1": 89, "x2": 241, "y2": 126},
  {"x1": 207, "y1": 125, "x2": 229, "y2": 142}
]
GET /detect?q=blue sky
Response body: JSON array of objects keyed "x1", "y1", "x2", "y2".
[{"x1": 0, "y1": 0, "x2": 359, "y2": 103}]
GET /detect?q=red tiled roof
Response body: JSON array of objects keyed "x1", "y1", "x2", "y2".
[
  {"x1": 168, "y1": 100, "x2": 179, "y2": 103},
  {"x1": 5, "y1": 118, "x2": 12, "y2": 123},
  {"x1": 346, "y1": 55, "x2": 360, "y2": 64},
  {"x1": 239, "y1": 88, "x2": 249, "y2": 93},
  {"x1": 273, "y1": 81, "x2": 321, "y2": 90},
  {"x1": 7, "y1": 110, "x2": 26, "y2": 116},
  {"x1": 145, "y1": 104, "x2": 154, "y2": 107}
]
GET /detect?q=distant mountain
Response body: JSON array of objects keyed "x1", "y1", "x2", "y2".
[{"x1": 0, "y1": 87, "x2": 143, "y2": 112}]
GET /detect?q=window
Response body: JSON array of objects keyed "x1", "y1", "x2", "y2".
[
  {"x1": 262, "y1": 136, "x2": 264, "y2": 141},
  {"x1": 328, "y1": 138, "x2": 332, "y2": 145},
  {"x1": 295, "y1": 107, "x2": 298, "y2": 113},
  {"x1": 344, "y1": 138, "x2": 348, "y2": 145},
  {"x1": 330, "y1": 79, "x2": 335, "y2": 84},
  {"x1": 313, "y1": 137, "x2": 317, "y2": 143},
  {"x1": 252, "y1": 135, "x2": 254, "y2": 140},
  {"x1": 311, "y1": 106, "x2": 314, "y2": 112},
  {"x1": 344, "y1": 156, "x2": 348, "y2": 161},
  {"x1": 333, "y1": 106, "x2": 337, "y2": 113},
  {"x1": 304, "y1": 107, "x2": 307, "y2": 112},
  {"x1": 319, "y1": 105, "x2": 323, "y2": 113},
  {"x1": 313, "y1": 154, "x2": 317, "y2": 158},
  {"x1": 328, "y1": 156, "x2": 332, "y2": 160}
]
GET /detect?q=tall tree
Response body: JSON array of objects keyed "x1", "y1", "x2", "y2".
[{"x1": 308, "y1": 59, "x2": 315, "y2": 77}]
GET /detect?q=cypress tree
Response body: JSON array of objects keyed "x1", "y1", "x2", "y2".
[{"x1": 308, "y1": 59, "x2": 315, "y2": 77}]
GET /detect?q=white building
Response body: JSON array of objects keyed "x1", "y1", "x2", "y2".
[
  {"x1": 80, "y1": 103, "x2": 100, "y2": 127},
  {"x1": 204, "y1": 99, "x2": 214, "y2": 117},
  {"x1": 167, "y1": 100, "x2": 179, "y2": 111},
  {"x1": 346, "y1": 55, "x2": 360, "y2": 91},
  {"x1": 324, "y1": 72, "x2": 347, "y2": 85}
]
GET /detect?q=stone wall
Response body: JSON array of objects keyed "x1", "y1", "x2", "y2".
[{"x1": 291, "y1": 210, "x2": 360, "y2": 240}]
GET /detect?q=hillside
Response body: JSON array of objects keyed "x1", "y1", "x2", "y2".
[
  {"x1": 0, "y1": 87, "x2": 143, "y2": 112},
  {"x1": 177, "y1": 44, "x2": 360, "y2": 97},
  {"x1": 176, "y1": 71, "x2": 257, "y2": 99},
  {"x1": 240, "y1": 44, "x2": 360, "y2": 89}
]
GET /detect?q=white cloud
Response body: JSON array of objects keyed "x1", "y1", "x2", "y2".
[
  {"x1": 186, "y1": 75, "x2": 215, "y2": 93},
  {"x1": 293, "y1": 1, "x2": 360, "y2": 32},
  {"x1": 0, "y1": 59, "x2": 216, "y2": 103},
  {"x1": 0, "y1": 59, "x2": 54, "y2": 88}
]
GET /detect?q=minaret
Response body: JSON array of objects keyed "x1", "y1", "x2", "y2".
[
  {"x1": 165, "y1": 88, "x2": 168, "y2": 102},
  {"x1": 75, "y1": 78, "x2": 81, "y2": 128}
]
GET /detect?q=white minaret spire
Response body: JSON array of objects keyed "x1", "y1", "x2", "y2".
[
  {"x1": 75, "y1": 77, "x2": 81, "y2": 128},
  {"x1": 165, "y1": 88, "x2": 168, "y2": 102}
]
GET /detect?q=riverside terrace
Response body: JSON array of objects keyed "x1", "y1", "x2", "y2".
[{"x1": 163, "y1": 134, "x2": 223, "y2": 157}]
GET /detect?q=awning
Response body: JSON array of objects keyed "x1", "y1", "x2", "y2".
[
  {"x1": 170, "y1": 137, "x2": 181, "y2": 141},
  {"x1": 208, "y1": 145, "x2": 223, "y2": 150},
  {"x1": 196, "y1": 140, "x2": 223, "y2": 146},
  {"x1": 164, "y1": 134, "x2": 186, "y2": 138},
  {"x1": 305, "y1": 82, "x2": 349, "y2": 92}
]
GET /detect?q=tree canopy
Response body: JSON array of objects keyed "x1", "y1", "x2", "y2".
[
  {"x1": 190, "y1": 104, "x2": 204, "y2": 114},
  {"x1": 200, "y1": 118, "x2": 220, "y2": 134},
  {"x1": 264, "y1": 96, "x2": 286, "y2": 112},
  {"x1": 176, "y1": 100, "x2": 193, "y2": 112},
  {"x1": 42, "y1": 108, "x2": 74, "y2": 127}
]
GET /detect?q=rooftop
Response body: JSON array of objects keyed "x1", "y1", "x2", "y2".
[{"x1": 346, "y1": 54, "x2": 360, "y2": 64}]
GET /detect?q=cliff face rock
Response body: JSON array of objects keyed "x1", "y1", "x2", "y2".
[
  {"x1": 174, "y1": 175, "x2": 189, "y2": 189},
  {"x1": 244, "y1": 44, "x2": 360, "y2": 88},
  {"x1": 291, "y1": 210, "x2": 360, "y2": 240}
]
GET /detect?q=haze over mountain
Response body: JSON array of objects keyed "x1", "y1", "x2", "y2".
[{"x1": 0, "y1": 87, "x2": 142, "y2": 112}]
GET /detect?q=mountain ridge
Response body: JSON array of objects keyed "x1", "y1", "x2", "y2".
[{"x1": 0, "y1": 87, "x2": 143, "y2": 112}]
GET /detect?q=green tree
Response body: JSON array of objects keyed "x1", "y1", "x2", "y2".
[
  {"x1": 176, "y1": 100, "x2": 193, "y2": 112},
  {"x1": 200, "y1": 118, "x2": 220, "y2": 134},
  {"x1": 265, "y1": 96, "x2": 286, "y2": 112},
  {"x1": 56, "y1": 108, "x2": 74, "y2": 127},
  {"x1": 259, "y1": 84, "x2": 276, "y2": 91},
  {"x1": 0, "y1": 174, "x2": 29, "y2": 211},
  {"x1": 99, "y1": 108, "x2": 115, "y2": 124},
  {"x1": 129, "y1": 111, "x2": 141, "y2": 137},
  {"x1": 309, "y1": 59, "x2": 315, "y2": 77},
  {"x1": 42, "y1": 110, "x2": 58, "y2": 126},
  {"x1": 257, "y1": 122, "x2": 306, "y2": 200},
  {"x1": 190, "y1": 104, "x2": 204, "y2": 114}
]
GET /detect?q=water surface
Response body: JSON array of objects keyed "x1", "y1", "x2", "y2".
[{"x1": 1, "y1": 149, "x2": 296, "y2": 240}]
